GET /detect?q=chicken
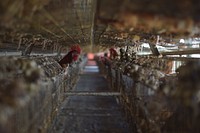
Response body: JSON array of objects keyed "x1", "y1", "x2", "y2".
[
  {"x1": 100, "y1": 52, "x2": 112, "y2": 67},
  {"x1": 58, "y1": 50, "x2": 80, "y2": 68},
  {"x1": 109, "y1": 47, "x2": 118, "y2": 60},
  {"x1": 58, "y1": 44, "x2": 81, "y2": 68}
]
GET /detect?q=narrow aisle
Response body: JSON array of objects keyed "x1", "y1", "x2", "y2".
[{"x1": 51, "y1": 60, "x2": 131, "y2": 133}]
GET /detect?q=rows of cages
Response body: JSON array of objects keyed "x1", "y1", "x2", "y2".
[
  {"x1": 0, "y1": 56, "x2": 82, "y2": 132},
  {"x1": 96, "y1": 46, "x2": 200, "y2": 133}
]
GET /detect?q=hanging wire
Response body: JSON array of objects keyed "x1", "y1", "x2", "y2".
[{"x1": 41, "y1": 8, "x2": 78, "y2": 44}]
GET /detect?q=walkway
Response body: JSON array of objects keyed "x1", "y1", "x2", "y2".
[{"x1": 51, "y1": 60, "x2": 131, "y2": 133}]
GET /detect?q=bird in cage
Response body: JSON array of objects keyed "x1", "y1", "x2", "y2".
[
  {"x1": 58, "y1": 45, "x2": 81, "y2": 68},
  {"x1": 109, "y1": 47, "x2": 118, "y2": 60}
]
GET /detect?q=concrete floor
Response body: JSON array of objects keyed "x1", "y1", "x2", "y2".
[{"x1": 51, "y1": 60, "x2": 131, "y2": 133}]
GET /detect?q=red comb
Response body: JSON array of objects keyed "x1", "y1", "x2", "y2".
[
  {"x1": 109, "y1": 48, "x2": 114, "y2": 50},
  {"x1": 71, "y1": 44, "x2": 81, "y2": 54}
]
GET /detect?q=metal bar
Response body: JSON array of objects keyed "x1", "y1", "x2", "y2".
[
  {"x1": 161, "y1": 48, "x2": 200, "y2": 55},
  {"x1": 64, "y1": 91, "x2": 121, "y2": 96},
  {"x1": 149, "y1": 43, "x2": 160, "y2": 56}
]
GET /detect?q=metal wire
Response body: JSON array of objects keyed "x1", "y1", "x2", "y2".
[{"x1": 63, "y1": 91, "x2": 121, "y2": 96}]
